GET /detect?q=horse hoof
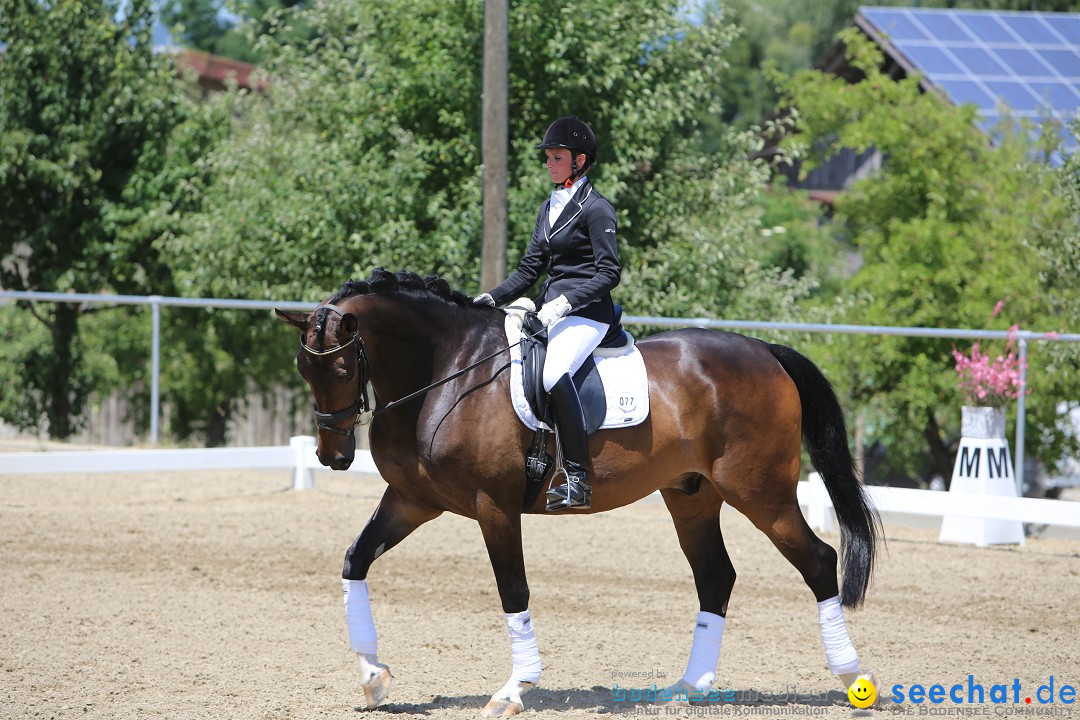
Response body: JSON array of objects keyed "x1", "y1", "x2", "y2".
[
  {"x1": 654, "y1": 679, "x2": 696, "y2": 706},
  {"x1": 480, "y1": 698, "x2": 524, "y2": 717},
  {"x1": 360, "y1": 667, "x2": 394, "y2": 709}
]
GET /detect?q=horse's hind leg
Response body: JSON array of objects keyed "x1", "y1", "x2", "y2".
[
  {"x1": 729, "y1": 482, "x2": 867, "y2": 691},
  {"x1": 342, "y1": 485, "x2": 441, "y2": 709},
  {"x1": 658, "y1": 483, "x2": 734, "y2": 700}
]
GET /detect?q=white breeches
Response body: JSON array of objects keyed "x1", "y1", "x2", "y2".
[{"x1": 543, "y1": 315, "x2": 609, "y2": 392}]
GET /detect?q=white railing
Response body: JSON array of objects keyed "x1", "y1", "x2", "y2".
[
  {"x1": 2, "y1": 289, "x2": 1079, "y2": 491},
  {"x1": 0, "y1": 436, "x2": 376, "y2": 491},
  {"x1": 1, "y1": 439, "x2": 1078, "y2": 537},
  {"x1": 799, "y1": 472, "x2": 1080, "y2": 531}
]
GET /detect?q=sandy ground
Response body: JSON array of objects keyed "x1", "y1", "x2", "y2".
[{"x1": 2, "y1": 468, "x2": 1078, "y2": 720}]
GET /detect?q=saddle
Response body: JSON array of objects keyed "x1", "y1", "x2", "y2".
[
  {"x1": 519, "y1": 306, "x2": 632, "y2": 510},
  {"x1": 520, "y1": 305, "x2": 631, "y2": 434}
]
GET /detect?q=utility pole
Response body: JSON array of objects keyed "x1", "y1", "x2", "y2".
[{"x1": 480, "y1": 0, "x2": 508, "y2": 292}]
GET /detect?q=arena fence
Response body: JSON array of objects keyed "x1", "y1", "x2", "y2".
[
  {"x1": 2, "y1": 289, "x2": 1079, "y2": 494},
  {"x1": 1, "y1": 438, "x2": 1078, "y2": 538}
]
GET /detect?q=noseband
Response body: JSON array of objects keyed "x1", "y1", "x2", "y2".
[{"x1": 300, "y1": 304, "x2": 373, "y2": 437}]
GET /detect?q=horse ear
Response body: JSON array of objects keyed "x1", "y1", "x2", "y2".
[
  {"x1": 340, "y1": 312, "x2": 358, "y2": 336},
  {"x1": 276, "y1": 309, "x2": 310, "y2": 331}
]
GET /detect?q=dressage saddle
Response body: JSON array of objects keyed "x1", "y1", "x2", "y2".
[
  {"x1": 520, "y1": 304, "x2": 629, "y2": 434},
  {"x1": 519, "y1": 306, "x2": 628, "y2": 510}
]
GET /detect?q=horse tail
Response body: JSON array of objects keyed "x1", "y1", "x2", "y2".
[{"x1": 768, "y1": 343, "x2": 880, "y2": 608}]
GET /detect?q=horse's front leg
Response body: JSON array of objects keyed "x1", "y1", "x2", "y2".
[
  {"x1": 475, "y1": 491, "x2": 539, "y2": 717},
  {"x1": 342, "y1": 485, "x2": 440, "y2": 709}
]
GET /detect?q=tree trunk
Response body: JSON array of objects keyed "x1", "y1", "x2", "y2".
[
  {"x1": 206, "y1": 402, "x2": 230, "y2": 448},
  {"x1": 47, "y1": 303, "x2": 79, "y2": 439},
  {"x1": 923, "y1": 410, "x2": 954, "y2": 487}
]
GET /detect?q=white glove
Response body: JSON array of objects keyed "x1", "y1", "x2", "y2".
[
  {"x1": 537, "y1": 295, "x2": 572, "y2": 328},
  {"x1": 472, "y1": 292, "x2": 496, "y2": 307}
]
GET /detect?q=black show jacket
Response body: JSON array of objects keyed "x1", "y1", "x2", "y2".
[{"x1": 490, "y1": 179, "x2": 621, "y2": 326}]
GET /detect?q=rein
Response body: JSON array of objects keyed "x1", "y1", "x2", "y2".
[{"x1": 301, "y1": 303, "x2": 542, "y2": 437}]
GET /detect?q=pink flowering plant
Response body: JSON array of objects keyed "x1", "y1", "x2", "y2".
[{"x1": 951, "y1": 302, "x2": 1028, "y2": 407}]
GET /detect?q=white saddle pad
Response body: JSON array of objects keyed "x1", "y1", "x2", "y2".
[{"x1": 503, "y1": 300, "x2": 650, "y2": 432}]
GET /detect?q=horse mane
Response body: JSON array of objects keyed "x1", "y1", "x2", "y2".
[{"x1": 329, "y1": 268, "x2": 488, "y2": 311}]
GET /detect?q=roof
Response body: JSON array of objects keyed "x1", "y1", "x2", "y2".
[
  {"x1": 856, "y1": 6, "x2": 1080, "y2": 163},
  {"x1": 174, "y1": 49, "x2": 264, "y2": 93}
]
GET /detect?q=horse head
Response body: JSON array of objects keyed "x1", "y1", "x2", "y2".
[
  {"x1": 276, "y1": 301, "x2": 367, "y2": 470},
  {"x1": 278, "y1": 269, "x2": 505, "y2": 472}
]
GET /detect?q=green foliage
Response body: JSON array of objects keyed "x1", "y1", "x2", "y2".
[
  {"x1": 166, "y1": 0, "x2": 813, "y2": 324},
  {"x1": 160, "y1": 0, "x2": 309, "y2": 62},
  {"x1": 142, "y1": 0, "x2": 834, "y2": 442},
  {"x1": 702, "y1": 0, "x2": 859, "y2": 129},
  {"x1": 0, "y1": 0, "x2": 183, "y2": 438},
  {"x1": 775, "y1": 30, "x2": 1080, "y2": 479}
]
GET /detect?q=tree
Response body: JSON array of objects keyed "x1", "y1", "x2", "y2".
[
  {"x1": 160, "y1": 0, "x2": 310, "y2": 62},
  {"x1": 137, "y1": 0, "x2": 833, "y2": 443},
  {"x1": 775, "y1": 30, "x2": 1080, "y2": 481},
  {"x1": 0, "y1": 0, "x2": 183, "y2": 438},
  {"x1": 166, "y1": 0, "x2": 815, "y2": 314}
]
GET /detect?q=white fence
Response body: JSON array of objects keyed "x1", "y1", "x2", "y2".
[
  {"x1": 2, "y1": 438, "x2": 1078, "y2": 538},
  {"x1": 0, "y1": 436, "x2": 374, "y2": 490},
  {"x1": 4, "y1": 289, "x2": 1080, "y2": 494},
  {"x1": 799, "y1": 472, "x2": 1080, "y2": 531}
]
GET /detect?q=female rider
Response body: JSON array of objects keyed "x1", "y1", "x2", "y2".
[{"x1": 475, "y1": 116, "x2": 620, "y2": 511}]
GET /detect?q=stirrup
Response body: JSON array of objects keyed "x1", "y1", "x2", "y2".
[{"x1": 545, "y1": 474, "x2": 591, "y2": 511}]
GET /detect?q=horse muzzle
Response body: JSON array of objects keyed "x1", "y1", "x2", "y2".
[{"x1": 316, "y1": 434, "x2": 356, "y2": 471}]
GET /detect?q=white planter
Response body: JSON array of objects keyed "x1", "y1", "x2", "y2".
[
  {"x1": 961, "y1": 405, "x2": 1006, "y2": 439},
  {"x1": 939, "y1": 405, "x2": 1024, "y2": 547}
]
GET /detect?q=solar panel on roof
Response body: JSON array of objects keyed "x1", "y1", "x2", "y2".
[
  {"x1": 1007, "y1": 15, "x2": 1059, "y2": 44},
  {"x1": 858, "y1": 6, "x2": 1080, "y2": 159},
  {"x1": 1030, "y1": 82, "x2": 1080, "y2": 112},
  {"x1": 1039, "y1": 50, "x2": 1080, "y2": 78},
  {"x1": 1056, "y1": 17, "x2": 1080, "y2": 44},
  {"x1": 984, "y1": 81, "x2": 1042, "y2": 111},
  {"x1": 936, "y1": 79, "x2": 995, "y2": 107},
  {"x1": 910, "y1": 11, "x2": 970, "y2": 41},
  {"x1": 994, "y1": 48, "x2": 1053, "y2": 78},
  {"x1": 902, "y1": 45, "x2": 964, "y2": 74},
  {"x1": 861, "y1": 9, "x2": 928, "y2": 41},
  {"x1": 955, "y1": 13, "x2": 1014, "y2": 43},
  {"x1": 949, "y1": 47, "x2": 1009, "y2": 76}
]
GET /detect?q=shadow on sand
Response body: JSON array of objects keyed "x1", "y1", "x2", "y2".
[{"x1": 357, "y1": 684, "x2": 856, "y2": 716}]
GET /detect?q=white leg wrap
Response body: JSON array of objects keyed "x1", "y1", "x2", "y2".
[
  {"x1": 505, "y1": 610, "x2": 542, "y2": 683},
  {"x1": 817, "y1": 596, "x2": 859, "y2": 676},
  {"x1": 343, "y1": 579, "x2": 378, "y2": 656},
  {"x1": 681, "y1": 611, "x2": 725, "y2": 691}
]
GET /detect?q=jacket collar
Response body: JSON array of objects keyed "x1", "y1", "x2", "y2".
[{"x1": 544, "y1": 179, "x2": 593, "y2": 241}]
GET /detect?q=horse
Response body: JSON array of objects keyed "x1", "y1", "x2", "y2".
[{"x1": 276, "y1": 268, "x2": 879, "y2": 716}]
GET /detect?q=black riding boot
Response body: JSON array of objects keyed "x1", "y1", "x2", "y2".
[{"x1": 545, "y1": 373, "x2": 592, "y2": 511}]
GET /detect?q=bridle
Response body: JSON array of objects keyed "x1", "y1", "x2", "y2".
[
  {"x1": 301, "y1": 304, "x2": 372, "y2": 437},
  {"x1": 299, "y1": 302, "x2": 545, "y2": 439}
]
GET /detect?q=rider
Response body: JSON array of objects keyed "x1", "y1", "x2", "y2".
[{"x1": 474, "y1": 116, "x2": 620, "y2": 511}]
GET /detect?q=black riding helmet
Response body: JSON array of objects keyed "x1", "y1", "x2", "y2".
[{"x1": 536, "y1": 116, "x2": 596, "y2": 182}]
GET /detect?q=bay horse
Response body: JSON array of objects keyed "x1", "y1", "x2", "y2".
[{"x1": 276, "y1": 268, "x2": 879, "y2": 716}]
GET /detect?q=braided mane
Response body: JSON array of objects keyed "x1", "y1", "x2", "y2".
[{"x1": 329, "y1": 268, "x2": 482, "y2": 309}]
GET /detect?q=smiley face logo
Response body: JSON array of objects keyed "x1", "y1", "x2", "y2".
[{"x1": 848, "y1": 676, "x2": 876, "y2": 708}]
